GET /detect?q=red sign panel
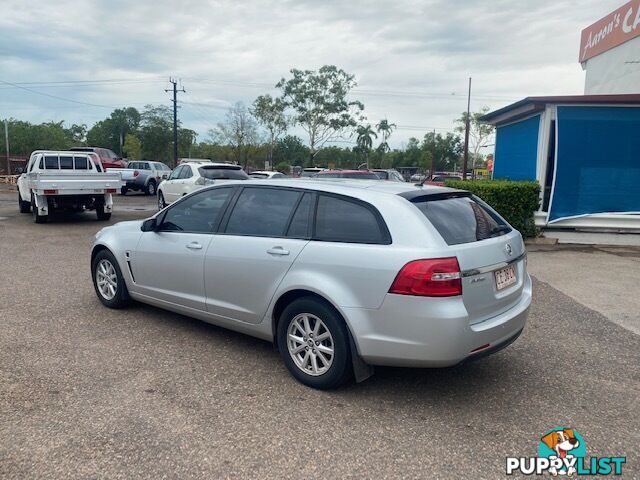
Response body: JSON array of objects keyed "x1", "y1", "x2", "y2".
[{"x1": 579, "y1": 0, "x2": 640, "y2": 62}]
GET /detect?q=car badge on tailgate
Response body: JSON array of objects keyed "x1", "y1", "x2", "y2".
[{"x1": 505, "y1": 243, "x2": 513, "y2": 256}]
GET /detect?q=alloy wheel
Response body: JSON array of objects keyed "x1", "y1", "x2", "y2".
[
  {"x1": 287, "y1": 313, "x2": 334, "y2": 376},
  {"x1": 96, "y1": 259, "x2": 117, "y2": 300}
]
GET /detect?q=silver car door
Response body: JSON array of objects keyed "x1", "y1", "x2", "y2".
[
  {"x1": 131, "y1": 187, "x2": 235, "y2": 310},
  {"x1": 204, "y1": 187, "x2": 311, "y2": 324}
]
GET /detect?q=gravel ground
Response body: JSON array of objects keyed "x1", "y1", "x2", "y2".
[{"x1": 0, "y1": 185, "x2": 638, "y2": 479}]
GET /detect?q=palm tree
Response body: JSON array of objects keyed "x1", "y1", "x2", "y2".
[
  {"x1": 356, "y1": 125, "x2": 378, "y2": 169},
  {"x1": 375, "y1": 119, "x2": 397, "y2": 153}
]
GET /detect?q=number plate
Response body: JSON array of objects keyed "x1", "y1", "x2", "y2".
[{"x1": 495, "y1": 264, "x2": 517, "y2": 291}]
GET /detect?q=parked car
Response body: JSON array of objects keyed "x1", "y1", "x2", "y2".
[
  {"x1": 372, "y1": 169, "x2": 405, "y2": 182},
  {"x1": 300, "y1": 167, "x2": 325, "y2": 177},
  {"x1": 249, "y1": 170, "x2": 288, "y2": 179},
  {"x1": 91, "y1": 179, "x2": 531, "y2": 389},
  {"x1": 425, "y1": 174, "x2": 463, "y2": 186},
  {"x1": 108, "y1": 161, "x2": 172, "y2": 196},
  {"x1": 156, "y1": 161, "x2": 249, "y2": 208},
  {"x1": 313, "y1": 170, "x2": 381, "y2": 180},
  {"x1": 70, "y1": 147, "x2": 127, "y2": 169},
  {"x1": 17, "y1": 150, "x2": 123, "y2": 223}
]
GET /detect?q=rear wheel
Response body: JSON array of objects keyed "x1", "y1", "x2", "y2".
[
  {"x1": 120, "y1": 186, "x2": 128, "y2": 195},
  {"x1": 18, "y1": 193, "x2": 31, "y2": 213},
  {"x1": 96, "y1": 205, "x2": 111, "y2": 221},
  {"x1": 31, "y1": 193, "x2": 48, "y2": 223},
  {"x1": 92, "y1": 250, "x2": 130, "y2": 308},
  {"x1": 145, "y1": 180, "x2": 156, "y2": 196},
  {"x1": 277, "y1": 297, "x2": 352, "y2": 389}
]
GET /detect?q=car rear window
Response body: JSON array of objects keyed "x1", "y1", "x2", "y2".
[
  {"x1": 74, "y1": 156, "x2": 88, "y2": 169},
  {"x1": 250, "y1": 173, "x2": 269, "y2": 179},
  {"x1": 374, "y1": 171, "x2": 389, "y2": 179},
  {"x1": 314, "y1": 194, "x2": 389, "y2": 244},
  {"x1": 199, "y1": 166, "x2": 249, "y2": 180},
  {"x1": 59, "y1": 156, "x2": 73, "y2": 169},
  {"x1": 315, "y1": 172, "x2": 380, "y2": 180},
  {"x1": 44, "y1": 156, "x2": 59, "y2": 169},
  {"x1": 410, "y1": 194, "x2": 511, "y2": 245}
]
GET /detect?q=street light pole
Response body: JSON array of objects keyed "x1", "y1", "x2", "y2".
[{"x1": 462, "y1": 77, "x2": 472, "y2": 180}]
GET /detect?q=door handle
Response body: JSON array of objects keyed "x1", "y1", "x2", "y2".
[
  {"x1": 267, "y1": 246, "x2": 290, "y2": 256},
  {"x1": 186, "y1": 242, "x2": 203, "y2": 250}
]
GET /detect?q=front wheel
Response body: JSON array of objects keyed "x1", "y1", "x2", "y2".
[
  {"x1": 91, "y1": 250, "x2": 130, "y2": 308},
  {"x1": 277, "y1": 297, "x2": 353, "y2": 389},
  {"x1": 157, "y1": 191, "x2": 166, "y2": 210},
  {"x1": 18, "y1": 193, "x2": 31, "y2": 213}
]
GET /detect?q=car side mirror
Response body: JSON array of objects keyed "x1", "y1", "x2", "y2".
[{"x1": 141, "y1": 218, "x2": 157, "y2": 232}]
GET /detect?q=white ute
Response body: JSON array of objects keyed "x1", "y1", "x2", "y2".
[{"x1": 17, "y1": 150, "x2": 124, "y2": 223}]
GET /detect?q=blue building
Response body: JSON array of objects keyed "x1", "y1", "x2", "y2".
[{"x1": 481, "y1": 94, "x2": 640, "y2": 230}]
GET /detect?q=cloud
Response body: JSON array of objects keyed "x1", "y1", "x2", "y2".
[{"x1": 0, "y1": 0, "x2": 624, "y2": 147}]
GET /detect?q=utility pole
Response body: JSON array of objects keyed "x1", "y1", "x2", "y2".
[
  {"x1": 430, "y1": 129, "x2": 436, "y2": 179},
  {"x1": 165, "y1": 78, "x2": 185, "y2": 167},
  {"x1": 462, "y1": 77, "x2": 472, "y2": 180},
  {"x1": 4, "y1": 119, "x2": 9, "y2": 175}
]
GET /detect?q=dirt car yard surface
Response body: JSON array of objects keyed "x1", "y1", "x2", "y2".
[{"x1": 0, "y1": 185, "x2": 638, "y2": 479}]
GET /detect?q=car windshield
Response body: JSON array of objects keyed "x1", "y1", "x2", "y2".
[
  {"x1": 411, "y1": 193, "x2": 511, "y2": 245},
  {"x1": 374, "y1": 171, "x2": 389, "y2": 179},
  {"x1": 199, "y1": 166, "x2": 249, "y2": 180}
]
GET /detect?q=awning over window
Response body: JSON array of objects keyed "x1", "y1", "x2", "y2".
[
  {"x1": 493, "y1": 114, "x2": 540, "y2": 181},
  {"x1": 549, "y1": 106, "x2": 640, "y2": 222}
]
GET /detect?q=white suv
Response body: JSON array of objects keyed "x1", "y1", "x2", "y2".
[{"x1": 157, "y1": 161, "x2": 249, "y2": 208}]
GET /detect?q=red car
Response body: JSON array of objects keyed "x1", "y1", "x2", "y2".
[
  {"x1": 313, "y1": 170, "x2": 381, "y2": 180},
  {"x1": 70, "y1": 147, "x2": 127, "y2": 169}
]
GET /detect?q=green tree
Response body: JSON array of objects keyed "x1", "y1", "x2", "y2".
[
  {"x1": 272, "y1": 135, "x2": 309, "y2": 167},
  {"x1": 139, "y1": 105, "x2": 173, "y2": 163},
  {"x1": 86, "y1": 107, "x2": 140, "y2": 153},
  {"x1": 355, "y1": 124, "x2": 378, "y2": 168},
  {"x1": 123, "y1": 133, "x2": 142, "y2": 160},
  {"x1": 252, "y1": 94, "x2": 287, "y2": 170},
  {"x1": 276, "y1": 65, "x2": 365, "y2": 165},
  {"x1": 375, "y1": 119, "x2": 396, "y2": 153},
  {"x1": 455, "y1": 106, "x2": 494, "y2": 167},
  {"x1": 421, "y1": 131, "x2": 463, "y2": 173}
]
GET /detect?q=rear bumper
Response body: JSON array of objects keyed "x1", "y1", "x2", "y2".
[{"x1": 343, "y1": 273, "x2": 532, "y2": 367}]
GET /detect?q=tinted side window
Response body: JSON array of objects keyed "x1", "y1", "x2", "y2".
[
  {"x1": 315, "y1": 195, "x2": 387, "y2": 244},
  {"x1": 74, "y1": 156, "x2": 88, "y2": 169},
  {"x1": 287, "y1": 193, "x2": 312, "y2": 238},
  {"x1": 59, "y1": 156, "x2": 73, "y2": 169},
  {"x1": 225, "y1": 187, "x2": 301, "y2": 237},
  {"x1": 180, "y1": 165, "x2": 193, "y2": 179},
  {"x1": 44, "y1": 156, "x2": 59, "y2": 169},
  {"x1": 168, "y1": 166, "x2": 183, "y2": 180},
  {"x1": 159, "y1": 188, "x2": 232, "y2": 233}
]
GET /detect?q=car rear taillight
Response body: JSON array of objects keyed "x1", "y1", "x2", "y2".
[
  {"x1": 389, "y1": 257, "x2": 462, "y2": 297},
  {"x1": 43, "y1": 189, "x2": 58, "y2": 195},
  {"x1": 133, "y1": 170, "x2": 140, "y2": 177},
  {"x1": 105, "y1": 188, "x2": 117, "y2": 193}
]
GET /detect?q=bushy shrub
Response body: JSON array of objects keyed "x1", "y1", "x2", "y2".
[{"x1": 444, "y1": 180, "x2": 540, "y2": 237}]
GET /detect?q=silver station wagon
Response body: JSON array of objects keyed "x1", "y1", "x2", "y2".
[{"x1": 91, "y1": 180, "x2": 531, "y2": 389}]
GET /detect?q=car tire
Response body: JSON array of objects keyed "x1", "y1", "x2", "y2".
[
  {"x1": 145, "y1": 181, "x2": 156, "y2": 196},
  {"x1": 158, "y1": 191, "x2": 166, "y2": 210},
  {"x1": 96, "y1": 205, "x2": 111, "y2": 221},
  {"x1": 31, "y1": 192, "x2": 48, "y2": 223},
  {"x1": 120, "y1": 186, "x2": 128, "y2": 195},
  {"x1": 277, "y1": 297, "x2": 353, "y2": 389},
  {"x1": 18, "y1": 193, "x2": 31, "y2": 213},
  {"x1": 91, "y1": 249, "x2": 130, "y2": 308}
]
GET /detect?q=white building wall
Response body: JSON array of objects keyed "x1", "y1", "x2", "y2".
[{"x1": 584, "y1": 36, "x2": 640, "y2": 94}]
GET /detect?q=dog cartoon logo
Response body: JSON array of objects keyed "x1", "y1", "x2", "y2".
[{"x1": 538, "y1": 428, "x2": 586, "y2": 476}]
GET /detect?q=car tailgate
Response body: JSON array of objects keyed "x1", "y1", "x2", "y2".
[{"x1": 29, "y1": 172, "x2": 124, "y2": 193}]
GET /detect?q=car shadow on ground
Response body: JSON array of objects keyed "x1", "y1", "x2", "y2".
[{"x1": 119, "y1": 299, "x2": 530, "y2": 405}]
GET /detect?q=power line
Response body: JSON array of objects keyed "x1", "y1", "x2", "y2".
[{"x1": 0, "y1": 79, "x2": 115, "y2": 108}]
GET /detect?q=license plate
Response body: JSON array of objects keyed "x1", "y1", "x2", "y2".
[{"x1": 495, "y1": 264, "x2": 517, "y2": 291}]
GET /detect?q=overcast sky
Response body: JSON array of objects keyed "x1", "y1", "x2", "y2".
[{"x1": 0, "y1": 0, "x2": 623, "y2": 150}]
